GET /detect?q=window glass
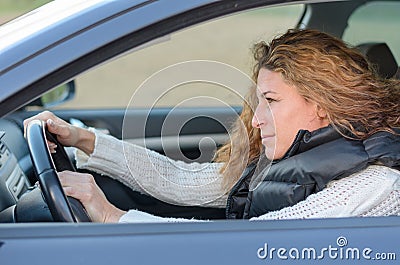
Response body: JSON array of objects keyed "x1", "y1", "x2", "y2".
[
  {"x1": 59, "y1": 4, "x2": 304, "y2": 109},
  {"x1": 343, "y1": 1, "x2": 400, "y2": 62}
]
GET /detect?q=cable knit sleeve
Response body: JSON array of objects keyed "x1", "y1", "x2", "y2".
[
  {"x1": 251, "y1": 166, "x2": 400, "y2": 221},
  {"x1": 75, "y1": 129, "x2": 227, "y2": 208}
]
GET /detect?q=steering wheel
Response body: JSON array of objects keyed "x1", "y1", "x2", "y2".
[{"x1": 26, "y1": 120, "x2": 91, "y2": 222}]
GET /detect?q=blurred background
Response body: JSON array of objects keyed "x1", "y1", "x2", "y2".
[{"x1": 0, "y1": 0, "x2": 51, "y2": 25}]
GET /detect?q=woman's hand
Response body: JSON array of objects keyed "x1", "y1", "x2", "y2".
[
  {"x1": 23, "y1": 111, "x2": 95, "y2": 155},
  {"x1": 58, "y1": 171, "x2": 126, "y2": 223}
]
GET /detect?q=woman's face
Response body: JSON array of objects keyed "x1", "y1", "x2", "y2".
[{"x1": 252, "y1": 68, "x2": 329, "y2": 160}]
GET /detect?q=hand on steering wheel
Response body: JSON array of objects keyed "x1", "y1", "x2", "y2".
[{"x1": 26, "y1": 120, "x2": 91, "y2": 222}]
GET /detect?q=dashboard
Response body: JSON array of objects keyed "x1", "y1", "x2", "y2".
[{"x1": 0, "y1": 132, "x2": 30, "y2": 207}]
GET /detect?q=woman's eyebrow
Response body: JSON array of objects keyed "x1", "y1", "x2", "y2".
[
  {"x1": 256, "y1": 90, "x2": 276, "y2": 98},
  {"x1": 261, "y1": 91, "x2": 277, "y2": 96}
]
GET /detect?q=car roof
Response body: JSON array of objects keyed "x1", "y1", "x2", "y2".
[
  {"x1": 0, "y1": 0, "x2": 105, "y2": 53},
  {"x1": 0, "y1": 0, "x2": 217, "y2": 72}
]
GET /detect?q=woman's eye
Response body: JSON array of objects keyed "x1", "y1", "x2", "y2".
[{"x1": 265, "y1": 97, "x2": 276, "y2": 103}]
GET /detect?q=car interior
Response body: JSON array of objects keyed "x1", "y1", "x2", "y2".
[{"x1": 0, "y1": 0, "x2": 399, "y2": 223}]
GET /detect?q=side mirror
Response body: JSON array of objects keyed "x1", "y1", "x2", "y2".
[{"x1": 27, "y1": 81, "x2": 76, "y2": 108}]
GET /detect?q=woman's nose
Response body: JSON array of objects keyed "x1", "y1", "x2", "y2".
[
  {"x1": 252, "y1": 105, "x2": 265, "y2": 128},
  {"x1": 252, "y1": 114, "x2": 260, "y2": 128}
]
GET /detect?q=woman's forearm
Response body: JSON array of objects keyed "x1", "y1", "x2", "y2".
[
  {"x1": 75, "y1": 127, "x2": 95, "y2": 155},
  {"x1": 75, "y1": 130, "x2": 228, "y2": 207}
]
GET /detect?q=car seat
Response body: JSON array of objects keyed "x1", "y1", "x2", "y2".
[{"x1": 356, "y1": 42, "x2": 399, "y2": 79}]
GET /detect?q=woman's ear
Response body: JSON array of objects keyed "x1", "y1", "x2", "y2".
[
  {"x1": 316, "y1": 105, "x2": 327, "y2": 119},
  {"x1": 306, "y1": 102, "x2": 329, "y2": 129}
]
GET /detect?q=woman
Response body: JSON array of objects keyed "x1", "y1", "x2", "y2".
[{"x1": 24, "y1": 29, "x2": 400, "y2": 223}]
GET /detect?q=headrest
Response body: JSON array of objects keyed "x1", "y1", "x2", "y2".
[{"x1": 356, "y1": 42, "x2": 398, "y2": 78}]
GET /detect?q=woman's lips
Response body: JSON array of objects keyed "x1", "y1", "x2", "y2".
[
  {"x1": 261, "y1": 134, "x2": 274, "y2": 143},
  {"x1": 261, "y1": 134, "x2": 274, "y2": 139}
]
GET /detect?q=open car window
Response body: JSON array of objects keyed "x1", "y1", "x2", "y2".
[{"x1": 56, "y1": 4, "x2": 304, "y2": 110}]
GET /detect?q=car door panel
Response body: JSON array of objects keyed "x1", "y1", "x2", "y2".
[
  {"x1": 9, "y1": 107, "x2": 238, "y2": 162},
  {"x1": 5, "y1": 107, "x2": 238, "y2": 219}
]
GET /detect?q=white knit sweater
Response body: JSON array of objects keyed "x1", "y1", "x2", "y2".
[{"x1": 75, "y1": 130, "x2": 400, "y2": 223}]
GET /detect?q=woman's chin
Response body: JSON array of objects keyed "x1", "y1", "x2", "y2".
[
  {"x1": 264, "y1": 147, "x2": 286, "y2": 161},
  {"x1": 264, "y1": 149, "x2": 275, "y2": 160}
]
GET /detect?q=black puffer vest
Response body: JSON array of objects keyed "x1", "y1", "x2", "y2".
[{"x1": 225, "y1": 126, "x2": 400, "y2": 219}]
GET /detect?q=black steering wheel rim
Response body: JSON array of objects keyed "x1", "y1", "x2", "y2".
[{"x1": 26, "y1": 120, "x2": 91, "y2": 222}]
